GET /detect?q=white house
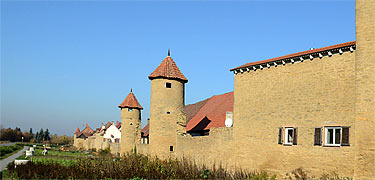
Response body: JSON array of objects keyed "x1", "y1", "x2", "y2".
[{"x1": 103, "y1": 122, "x2": 121, "y2": 143}]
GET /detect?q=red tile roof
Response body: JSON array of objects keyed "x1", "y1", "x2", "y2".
[
  {"x1": 140, "y1": 92, "x2": 234, "y2": 135},
  {"x1": 116, "y1": 121, "x2": 121, "y2": 129},
  {"x1": 148, "y1": 56, "x2": 188, "y2": 83},
  {"x1": 80, "y1": 124, "x2": 94, "y2": 137},
  {"x1": 185, "y1": 98, "x2": 209, "y2": 124},
  {"x1": 104, "y1": 121, "x2": 112, "y2": 130},
  {"x1": 141, "y1": 123, "x2": 149, "y2": 137},
  {"x1": 186, "y1": 92, "x2": 234, "y2": 131},
  {"x1": 231, "y1": 41, "x2": 356, "y2": 71},
  {"x1": 119, "y1": 92, "x2": 143, "y2": 110}
]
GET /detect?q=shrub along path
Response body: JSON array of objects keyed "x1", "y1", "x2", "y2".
[{"x1": 0, "y1": 146, "x2": 28, "y2": 171}]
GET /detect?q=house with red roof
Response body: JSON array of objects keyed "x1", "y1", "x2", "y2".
[{"x1": 73, "y1": 120, "x2": 122, "y2": 150}]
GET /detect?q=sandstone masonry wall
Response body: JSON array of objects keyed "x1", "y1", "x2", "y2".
[
  {"x1": 149, "y1": 78, "x2": 185, "y2": 158},
  {"x1": 354, "y1": 0, "x2": 375, "y2": 178},
  {"x1": 233, "y1": 51, "x2": 356, "y2": 177},
  {"x1": 120, "y1": 107, "x2": 141, "y2": 155},
  {"x1": 176, "y1": 127, "x2": 235, "y2": 167}
]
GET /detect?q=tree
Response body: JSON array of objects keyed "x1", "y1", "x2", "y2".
[
  {"x1": 35, "y1": 132, "x2": 40, "y2": 142},
  {"x1": 0, "y1": 128, "x2": 17, "y2": 142},
  {"x1": 44, "y1": 129, "x2": 50, "y2": 141},
  {"x1": 37, "y1": 129, "x2": 44, "y2": 143},
  {"x1": 50, "y1": 134, "x2": 73, "y2": 145},
  {"x1": 0, "y1": 127, "x2": 29, "y2": 142},
  {"x1": 29, "y1": 128, "x2": 34, "y2": 139}
]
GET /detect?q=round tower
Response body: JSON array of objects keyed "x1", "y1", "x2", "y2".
[
  {"x1": 148, "y1": 51, "x2": 188, "y2": 157},
  {"x1": 119, "y1": 90, "x2": 143, "y2": 155}
]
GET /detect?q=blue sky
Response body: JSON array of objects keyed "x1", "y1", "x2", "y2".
[{"x1": 1, "y1": 1, "x2": 355, "y2": 135}]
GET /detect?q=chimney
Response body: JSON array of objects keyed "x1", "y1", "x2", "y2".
[{"x1": 225, "y1": 112, "x2": 234, "y2": 127}]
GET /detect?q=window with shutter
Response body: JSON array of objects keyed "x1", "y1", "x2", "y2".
[
  {"x1": 314, "y1": 127, "x2": 322, "y2": 146},
  {"x1": 278, "y1": 128, "x2": 283, "y2": 144},
  {"x1": 293, "y1": 128, "x2": 298, "y2": 145},
  {"x1": 341, "y1": 126, "x2": 350, "y2": 146}
]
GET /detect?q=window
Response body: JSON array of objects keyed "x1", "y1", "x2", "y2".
[
  {"x1": 128, "y1": 108, "x2": 133, "y2": 112},
  {"x1": 285, "y1": 128, "x2": 294, "y2": 145},
  {"x1": 166, "y1": 111, "x2": 170, "y2": 114},
  {"x1": 324, "y1": 126, "x2": 350, "y2": 146},
  {"x1": 166, "y1": 82, "x2": 171, "y2": 88},
  {"x1": 170, "y1": 146, "x2": 173, "y2": 152},
  {"x1": 278, "y1": 127, "x2": 297, "y2": 145}
]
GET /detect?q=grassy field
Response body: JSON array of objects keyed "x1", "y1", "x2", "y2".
[{"x1": 14, "y1": 144, "x2": 91, "y2": 166}]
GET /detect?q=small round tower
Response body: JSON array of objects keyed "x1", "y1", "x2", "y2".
[
  {"x1": 119, "y1": 90, "x2": 143, "y2": 155},
  {"x1": 148, "y1": 51, "x2": 188, "y2": 157}
]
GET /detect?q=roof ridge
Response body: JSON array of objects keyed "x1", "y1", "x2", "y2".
[
  {"x1": 231, "y1": 41, "x2": 356, "y2": 71},
  {"x1": 210, "y1": 91, "x2": 234, "y2": 98}
]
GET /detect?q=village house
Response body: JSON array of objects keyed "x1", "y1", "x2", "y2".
[
  {"x1": 74, "y1": 0, "x2": 374, "y2": 178},
  {"x1": 74, "y1": 121, "x2": 121, "y2": 152}
]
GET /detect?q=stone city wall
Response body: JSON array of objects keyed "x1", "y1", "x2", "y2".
[{"x1": 176, "y1": 127, "x2": 235, "y2": 168}]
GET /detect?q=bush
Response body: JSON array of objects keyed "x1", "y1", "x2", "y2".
[
  {"x1": 0, "y1": 144, "x2": 23, "y2": 159},
  {"x1": 6, "y1": 153, "x2": 275, "y2": 179},
  {"x1": 98, "y1": 147, "x2": 110, "y2": 155}
]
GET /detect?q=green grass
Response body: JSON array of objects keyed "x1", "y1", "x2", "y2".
[
  {"x1": 14, "y1": 147, "x2": 89, "y2": 164},
  {"x1": 31, "y1": 147, "x2": 88, "y2": 157},
  {"x1": 31, "y1": 156, "x2": 78, "y2": 166}
]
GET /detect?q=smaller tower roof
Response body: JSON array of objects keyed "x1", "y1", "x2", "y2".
[
  {"x1": 118, "y1": 91, "x2": 143, "y2": 109},
  {"x1": 148, "y1": 55, "x2": 188, "y2": 83}
]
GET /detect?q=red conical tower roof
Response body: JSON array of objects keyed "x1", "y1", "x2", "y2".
[
  {"x1": 118, "y1": 91, "x2": 143, "y2": 109},
  {"x1": 148, "y1": 55, "x2": 188, "y2": 83}
]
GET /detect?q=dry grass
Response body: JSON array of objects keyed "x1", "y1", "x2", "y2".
[{"x1": 7, "y1": 152, "x2": 275, "y2": 179}]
